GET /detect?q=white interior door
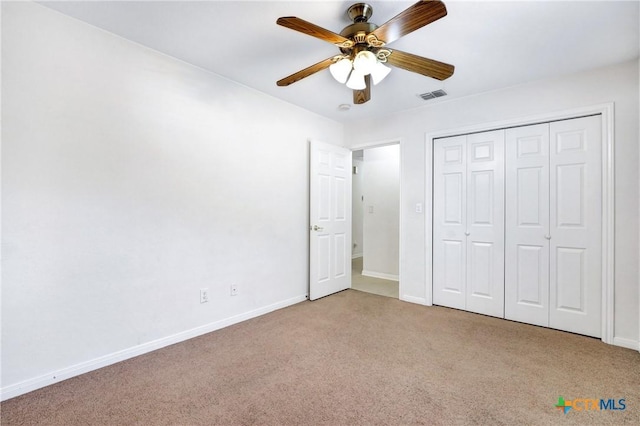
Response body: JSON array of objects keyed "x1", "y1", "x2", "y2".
[
  {"x1": 465, "y1": 130, "x2": 505, "y2": 318},
  {"x1": 433, "y1": 136, "x2": 467, "y2": 310},
  {"x1": 549, "y1": 116, "x2": 602, "y2": 337},
  {"x1": 309, "y1": 140, "x2": 352, "y2": 300},
  {"x1": 505, "y1": 123, "x2": 551, "y2": 327}
]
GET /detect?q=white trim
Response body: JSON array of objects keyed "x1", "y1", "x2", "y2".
[
  {"x1": 613, "y1": 337, "x2": 640, "y2": 351},
  {"x1": 400, "y1": 295, "x2": 428, "y2": 305},
  {"x1": 425, "y1": 103, "x2": 615, "y2": 345},
  {"x1": 398, "y1": 138, "x2": 405, "y2": 301},
  {"x1": 362, "y1": 270, "x2": 399, "y2": 282},
  {"x1": 600, "y1": 103, "x2": 615, "y2": 345},
  {"x1": 0, "y1": 295, "x2": 306, "y2": 402},
  {"x1": 350, "y1": 138, "x2": 403, "y2": 151},
  {"x1": 425, "y1": 130, "x2": 434, "y2": 306}
]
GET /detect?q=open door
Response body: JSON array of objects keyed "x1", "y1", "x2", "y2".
[{"x1": 309, "y1": 140, "x2": 352, "y2": 300}]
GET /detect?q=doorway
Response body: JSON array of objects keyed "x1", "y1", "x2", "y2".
[{"x1": 351, "y1": 144, "x2": 400, "y2": 298}]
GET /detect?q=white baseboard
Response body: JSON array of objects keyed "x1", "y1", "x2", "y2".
[
  {"x1": 362, "y1": 270, "x2": 399, "y2": 282},
  {"x1": 612, "y1": 336, "x2": 639, "y2": 351},
  {"x1": 400, "y1": 295, "x2": 427, "y2": 305},
  {"x1": 351, "y1": 253, "x2": 363, "y2": 259},
  {"x1": 0, "y1": 294, "x2": 307, "y2": 402}
]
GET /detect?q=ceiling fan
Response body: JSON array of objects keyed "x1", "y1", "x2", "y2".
[{"x1": 276, "y1": 0, "x2": 455, "y2": 105}]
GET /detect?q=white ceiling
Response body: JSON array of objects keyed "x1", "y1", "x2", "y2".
[{"x1": 39, "y1": 0, "x2": 639, "y2": 123}]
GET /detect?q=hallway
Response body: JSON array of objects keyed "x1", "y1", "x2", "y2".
[{"x1": 351, "y1": 257, "x2": 398, "y2": 299}]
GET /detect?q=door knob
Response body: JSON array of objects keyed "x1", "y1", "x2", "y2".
[
  {"x1": 313, "y1": 225, "x2": 324, "y2": 231},
  {"x1": 464, "y1": 231, "x2": 470, "y2": 236},
  {"x1": 544, "y1": 235, "x2": 551, "y2": 240}
]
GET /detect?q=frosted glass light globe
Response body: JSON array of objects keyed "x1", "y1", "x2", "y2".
[
  {"x1": 352, "y1": 51, "x2": 377, "y2": 75},
  {"x1": 346, "y1": 71, "x2": 366, "y2": 90},
  {"x1": 329, "y1": 58, "x2": 353, "y2": 84},
  {"x1": 370, "y1": 61, "x2": 391, "y2": 85}
]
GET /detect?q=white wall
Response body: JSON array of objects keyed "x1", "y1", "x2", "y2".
[
  {"x1": 345, "y1": 59, "x2": 640, "y2": 347},
  {"x1": 362, "y1": 145, "x2": 400, "y2": 280},
  {"x1": 1, "y1": 2, "x2": 343, "y2": 399},
  {"x1": 351, "y1": 157, "x2": 364, "y2": 258}
]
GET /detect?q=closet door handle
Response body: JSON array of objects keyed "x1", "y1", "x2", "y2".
[
  {"x1": 464, "y1": 231, "x2": 470, "y2": 236},
  {"x1": 544, "y1": 235, "x2": 551, "y2": 240}
]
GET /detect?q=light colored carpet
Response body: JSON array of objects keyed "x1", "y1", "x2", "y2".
[
  {"x1": 351, "y1": 256, "x2": 399, "y2": 298},
  {"x1": 2, "y1": 290, "x2": 638, "y2": 425}
]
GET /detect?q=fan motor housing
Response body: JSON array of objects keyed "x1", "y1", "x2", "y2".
[
  {"x1": 347, "y1": 3, "x2": 373, "y2": 23},
  {"x1": 340, "y1": 3, "x2": 378, "y2": 54},
  {"x1": 339, "y1": 22, "x2": 377, "y2": 40}
]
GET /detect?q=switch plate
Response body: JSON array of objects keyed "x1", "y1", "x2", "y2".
[
  {"x1": 200, "y1": 288, "x2": 209, "y2": 304},
  {"x1": 415, "y1": 203, "x2": 423, "y2": 213},
  {"x1": 368, "y1": 206, "x2": 374, "y2": 214}
]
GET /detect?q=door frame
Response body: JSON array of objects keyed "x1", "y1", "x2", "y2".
[
  {"x1": 350, "y1": 138, "x2": 403, "y2": 299},
  {"x1": 425, "y1": 103, "x2": 615, "y2": 345}
]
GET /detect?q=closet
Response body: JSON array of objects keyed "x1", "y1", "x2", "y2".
[{"x1": 433, "y1": 115, "x2": 602, "y2": 338}]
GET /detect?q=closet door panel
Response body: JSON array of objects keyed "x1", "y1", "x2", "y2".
[
  {"x1": 468, "y1": 241, "x2": 493, "y2": 297},
  {"x1": 505, "y1": 124, "x2": 550, "y2": 327},
  {"x1": 433, "y1": 136, "x2": 467, "y2": 310},
  {"x1": 549, "y1": 116, "x2": 602, "y2": 338},
  {"x1": 465, "y1": 130, "x2": 505, "y2": 318}
]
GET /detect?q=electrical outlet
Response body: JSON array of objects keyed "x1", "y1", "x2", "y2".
[
  {"x1": 200, "y1": 288, "x2": 209, "y2": 304},
  {"x1": 230, "y1": 284, "x2": 238, "y2": 296}
]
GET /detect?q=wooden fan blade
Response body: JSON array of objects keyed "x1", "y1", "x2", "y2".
[
  {"x1": 385, "y1": 49, "x2": 454, "y2": 80},
  {"x1": 370, "y1": 0, "x2": 447, "y2": 45},
  {"x1": 353, "y1": 75, "x2": 371, "y2": 104},
  {"x1": 277, "y1": 17, "x2": 353, "y2": 47},
  {"x1": 277, "y1": 57, "x2": 336, "y2": 87}
]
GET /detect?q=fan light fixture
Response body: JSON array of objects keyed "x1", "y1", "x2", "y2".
[
  {"x1": 330, "y1": 50, "x2": 391, "y2": 89},
  {"x1": 276, "y1": 2, "x2": 455, "y2": 105}
]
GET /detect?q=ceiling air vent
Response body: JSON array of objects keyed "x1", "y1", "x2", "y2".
[{"x1": 418, "y1": 89, "x2": 447, "y2": 101}]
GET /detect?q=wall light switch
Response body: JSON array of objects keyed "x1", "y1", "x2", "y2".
[
  {"x1": 415, "y1": 203, "x2": 423, "y2": 213},
  {"x1": 368, "y1": 206, "x2": 374, "y2": 214}
]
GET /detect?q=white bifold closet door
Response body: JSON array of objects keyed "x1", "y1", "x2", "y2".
[
  {"x1": 433, "y1": 130, "x2": 505, "y2": 318},
  {"x1": 505, "y1": 116, "x2": 602, "y2": 337},
  {"x1": 504, "y1": 123, "x2": 550, "y2": 327}
]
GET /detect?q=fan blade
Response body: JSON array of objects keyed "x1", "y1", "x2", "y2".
[
  {"x1": 277, "y1": 57, "x2": 336, "y2": 87},
  {"x1": 277, "y1": 17, "x2": 353, "y2": 47},
  {"x1": 369, "y1": 0, "x2": 447, "y2": 45},
  {"x1": 385, "y1": 49, "x2": 454, "y2": 80},
  {"x1": 353, "y1": 75, "x2": 371, "y2": 104}
]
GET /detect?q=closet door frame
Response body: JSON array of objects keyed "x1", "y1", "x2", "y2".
[{"x1": 425, "y1": 103, "x2": 615, "y2": 345}]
